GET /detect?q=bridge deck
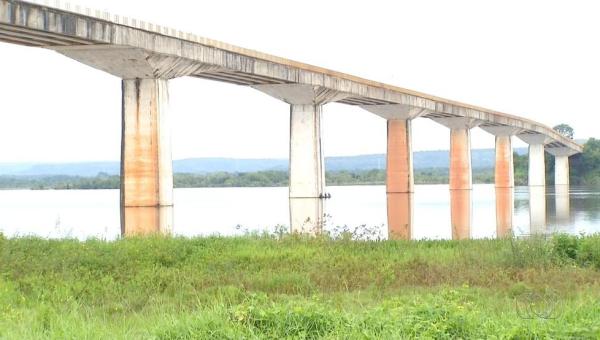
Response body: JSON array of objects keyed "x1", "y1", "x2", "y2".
[{"x1": 0, "y1": 0, "x2": 582, "y2": 153}]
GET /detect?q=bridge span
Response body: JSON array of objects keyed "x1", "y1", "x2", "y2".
[{"x1": 0, "y1": 0, "x2": 583, "y2": 237}]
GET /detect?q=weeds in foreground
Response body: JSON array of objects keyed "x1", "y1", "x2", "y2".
[{"x1": 1, "y1": 232, "x2": 600, "y2": 338}]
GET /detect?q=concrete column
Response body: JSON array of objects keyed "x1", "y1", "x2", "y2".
[
  {"x1": 494, "y1": 135, "x2": 514, "y2": 188},
  {"x1": 433, "y1": 118, "x2": 480, "y2": 240},
  {"x1": 528, "y1": 144, "x2": 546, "y2": 187},
  {"x1": 480, "y1": 126, "x2": 521, "y2": 238},
  {"x1": 121, "y1": 78, "x2": 173, "y2": 236},
  {"x1": 387, "y1": 120, "x2": 414, "y2": 193},
  {"x1": 359, "y1": 105, "x2": 426, "y2": 241},
  {"x1": 554, "y1": 155, "x2": 570, "y2": 186},
  {"x1": 449, "y1": 127, "x2": 472, "y2": 190},
  {"x1": 386, "y1": 119, "x2": 414, "y2": 240},
  {"x1": 252, "y1": 84, "x2": 349, "y2": 233},
  {"x1": 289, "y1": 104, "x2": 325, "y2": 233}
]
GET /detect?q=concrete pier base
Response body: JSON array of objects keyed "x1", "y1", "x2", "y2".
[
  {"x1": 289, "y1": 104, "x2": 325, "y2": 233},
  {"x1": 120, "y1": 78, "x2": 173, "y2": 236},
  {"x1": 386, "y1": 119, "x2": 414, "y2": 240}
]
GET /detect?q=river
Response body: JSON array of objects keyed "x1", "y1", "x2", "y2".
[{"x1": 0, "y1": 184, "x2": 599, "y2": 240}]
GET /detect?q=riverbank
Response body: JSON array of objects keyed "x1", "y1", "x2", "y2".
[
  {"x1": 1, "y1": 234, "x2": 599, "y2": 338},
  {"x1": 0, "y1": 168, "x2": 497, "y2": 190}
]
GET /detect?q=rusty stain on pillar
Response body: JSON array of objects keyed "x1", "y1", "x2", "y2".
[
  {"x1": 433, "y1": 118, "x2": 480, "y2": 240},
  {"x1": 385, "y1": 120, "x2": 414, "y2": 240},
  {"x1": 450, "y1": 190, "x2": 471, "y2": 240},
  {"x1": 495, "y1": 188, "x2": 514, "y2": 238},
  {"x1": 121, "y1": 78, "x2": 173, "y2": 236},
  {"x1": 495, "y1": 135, "x2": 513, "y2": 188},
  {"x1": 449, "y1": 128, "x2": 472, "y2": 239}
]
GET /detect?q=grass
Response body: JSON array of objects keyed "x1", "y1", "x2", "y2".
[{"x1": 1, "y1": 232, "x2": 600, "y2": 338}]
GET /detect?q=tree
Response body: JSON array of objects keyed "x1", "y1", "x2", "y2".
[{"x1": 553, "y1": 124, "x2": 574, "y2": 139}]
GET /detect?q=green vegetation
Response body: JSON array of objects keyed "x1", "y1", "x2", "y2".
[
  {"x1": 1, "y1": 233, "x2": 600, "y2": 338},
  {"x1": 513, "y1": 138, "x2": 600, "y2": 186},
  {"x1": 0, "y1": 168, "x2": 497, "y2": 190}
]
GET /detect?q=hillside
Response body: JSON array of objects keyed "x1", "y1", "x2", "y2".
[{"x1": 0, "y1": 148, "x2": 527, "y2": 177}]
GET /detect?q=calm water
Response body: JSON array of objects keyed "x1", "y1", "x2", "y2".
[{"x1": 0, "y1": 185, "x2": 599, "y2": 240}]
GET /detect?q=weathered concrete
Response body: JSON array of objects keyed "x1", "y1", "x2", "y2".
[
  {"x1": 385, "y1": 120, "x2": 414, "y2": 239},
  {"x1": 518, "y1": 133, "x2": 551, "y2": 187},
  {"x1": 121, "y1": 78, "x2": 173, "y2": 235},
  {"x1": 529, "y1": 186, "x2": 547, "y2": 234},
  {"x1": 0, "y1": 0, "x2": 584, "y2": 158},
  {"x1": 528, "y1": 144, "x2": 546, "y2": 187},
  {"x1": 432, "y1": 118, "x2": 481, "y2": 240},
  {"x1": 386, "y1": 120, "x2": 414, "y2": 194},
  {"x1": 252, "y1": 84, "x2": 346, "y2": 233},
  {"x1": 387, "y1": 193, "x2": 413, "y2": 240},
  {"x1": 546, "y1": 147, "x2": 578, "y2": 187},
  {"x1": 495, "y1": 188, "x2": 514, "y2": 238},
  {"x1": 481, "y1": 126, "x2": 522, "y2": 188},
  {"x1": 359, "y1": 105, "x2": 424, "y2": 239},
  {"x1": 554, "y1": 156, "x2": 570, "y2": 186},
  {"x1": 288, "y1": 104, "x2": 325, "y2": 233}
]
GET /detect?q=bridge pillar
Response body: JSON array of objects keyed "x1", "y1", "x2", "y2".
[
  {"x1": 433, "y1": 118, "x2": 481, "y2": 240},
  {"x1": 385, "y1": 120, "x2": 414, "y2": 239},
  {"x1": 252, "y1": 84, "x2": 348, "y2": 233},
  {"x1": 481, "y1": 126, "x2": 522, "y2": 237},
  {"x1": 518, "y1": 133, "x2": 551, "y2": 233},
  {"x1": 121, "y1": 78, "x2": 173, "y2": 236},
  {"x1": 546, "y1": 147, "x2": 577, "y2": 226},
  {"x1": 518, "y1": 134, "x2": 550, "y2": 187},
  {"x1": 359, "y1": 105, "x2": 427, "y2": 240}
]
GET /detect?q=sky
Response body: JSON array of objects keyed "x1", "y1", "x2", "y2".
[{"x1": 0, "y1": 0, "x2": 598, "y2": 163}]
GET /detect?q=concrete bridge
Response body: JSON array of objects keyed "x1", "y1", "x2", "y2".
[{"x1": 0, "y1": 0, "x2": 583, "y2": 237}]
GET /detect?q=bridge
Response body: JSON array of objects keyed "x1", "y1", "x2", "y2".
[{"x1": 0, "y1": 0, "x2": 583, "y2": 237}]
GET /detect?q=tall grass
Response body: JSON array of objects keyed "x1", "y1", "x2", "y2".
[{"x1": 1, "y1": 232, "x2": 599, "y2": 338}]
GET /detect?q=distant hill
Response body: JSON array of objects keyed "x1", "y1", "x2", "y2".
[{"x1": 0, "y1": 148, "x2": 527, "y2": 177}]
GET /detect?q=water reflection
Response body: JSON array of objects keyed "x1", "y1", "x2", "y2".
[
  {"x1": 450, "y1": 190, "x2": 471, "y2": 240},
  {"x1": 555, "y1": 185, "x2": 570, "y2": 225},
  {"x1": 495, "y1": 188, "x2": 513, "y2": 238},
  {"x1": 529, "y1": 186, "x2": 547, "y2": 234},
  {"x1": 2, "y1": 185, "x2": 600, "y2": 241},
  {"x1": 121, "y1": 206, "x2": 173, "y2": 236},
  {"x1": 387, "y1": 193, "x2": 413, "y2": 240}
]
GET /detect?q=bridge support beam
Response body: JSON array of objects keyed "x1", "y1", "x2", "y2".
[
  {"x1": 386, "y1": 119, "x2": 414, "y2": 240},
  {"x1": 481, "y1": 126, "x2": 522, "y2": 237},
  {"x1": 288, "y1": 104, "x2": 325, "y2": 233},
  {"x1": 121, "y1": 78, "x2": 173, "y2": 236},
  {"x1": 433, "y1": 118, "x2": 481, "y2": 240},
  {"x1": 554, "y1": 156, "x2": 570, "y2": 186},
  {"x1": 518, "y1": 133, "x2": 551, "y2": 233},
  {"x1": 359, "y1": 104, "x2": 427, "y2": 240},
  {"x1": 252, "y1": 84, "x2": 348, "y2": 233}
]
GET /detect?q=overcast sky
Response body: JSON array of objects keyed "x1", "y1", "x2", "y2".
[{"x1": 0, "y1": 0, "x2": 598, "y2": 163}]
